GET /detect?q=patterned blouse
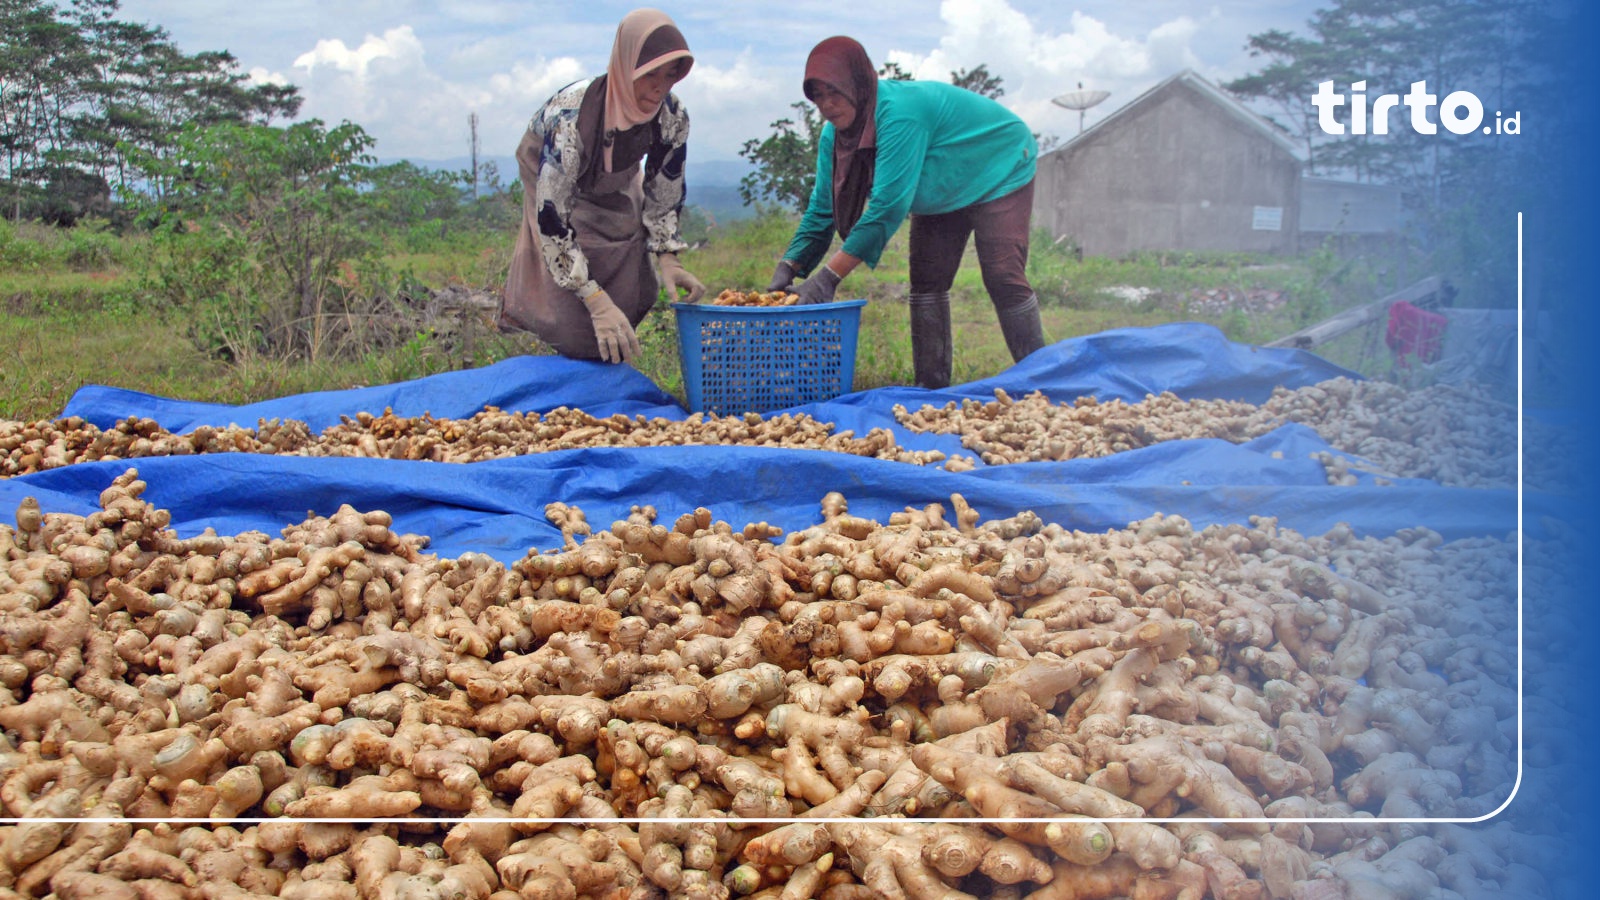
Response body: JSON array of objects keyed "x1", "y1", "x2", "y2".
[{"x1": 524, "y1": 78, "x2": 690, "y2": 301}]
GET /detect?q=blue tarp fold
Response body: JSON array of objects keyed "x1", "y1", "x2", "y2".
[
  {"x1": 7, "y1": 323, "x2": 1521, "y2": 562},
  {"x1": 63, "y1": 355, "x2": 685, "y2": 432}
]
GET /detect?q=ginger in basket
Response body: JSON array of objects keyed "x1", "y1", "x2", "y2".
[{"x1": 709, "y1": 288, "x2": 800, "y2": 306}]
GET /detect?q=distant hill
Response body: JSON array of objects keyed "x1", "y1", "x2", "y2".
[
  {"x1": 686, "y1": 184, "x2": 753, "y2": 224},
  {"x1": 394, "y1": 155, "x2": 755, "y2": 221},
  {"x1": 688, "y1": 158, "x2": 752, "y2": 188}
]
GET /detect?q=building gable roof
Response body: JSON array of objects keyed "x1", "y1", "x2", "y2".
[{"x1": 1054, "y1": 69, "x2": 1303, "y2": 159}]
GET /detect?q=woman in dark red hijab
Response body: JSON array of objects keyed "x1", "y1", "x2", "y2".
[
  {"x1": 769, "y1": 37, "x2": 1046, "y2": 389},
  {"x1": 802, "y1": 37, "x2": 879, "y2": 240}
]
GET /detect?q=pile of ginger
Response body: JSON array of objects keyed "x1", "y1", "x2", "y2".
[
  {"x1": 894, "y1": 377, "x2": 1520, "y2": 488},
  {"x1": 706, "y1": 290, "x2": 800, "y2": 307},
  {"x1": 0, "y1": 407, "x2": 955, "y2": 478},
  {"x1": 0, "y1": 377, "x2": 1532, "y2": 489},
  {"x1": 0, "y1": 469, "x2": 1542, "y2": 899}
]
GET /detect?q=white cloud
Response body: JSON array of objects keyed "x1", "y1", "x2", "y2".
[
  {"x1": 672, "y1": 50, "x2": 793, "y2": 160},
  {"x1": 293, "y1": 26, "x2": 426, "y2": 79},
  {"x1": 486, "y1": 59, "x2": 586, "y2": 106},
  {"x1": 1146, "y1": 16, "x2": 1206, "y2": 73},
  {"x1": 285, "y1": 22, "x2": 794, "y2": 163},
  {"x1": 288, "y1": 25, "x2": 594, "y2": 160},
  {"x1": 118, "y1": 0, "x2": 1319, "y2": 162},
  {"x1": 245, "y1": 66, "x2": 291, "y2": 87},
  {"x1": 881, "y1": 0, "x2": 1229, "y2": 140}
]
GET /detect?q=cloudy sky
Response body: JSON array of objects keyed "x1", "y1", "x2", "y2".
[{"x1": 115, "y1": 0, "x2": 1325, "y2": 168}]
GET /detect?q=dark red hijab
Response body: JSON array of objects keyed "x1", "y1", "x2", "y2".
[{"x1": 804, "y1": 37, "x2": 877, "y2": 237}]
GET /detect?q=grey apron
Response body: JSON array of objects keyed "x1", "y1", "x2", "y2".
[{"x1": 501, "y1": 128, "x2": 657, "y2": 359}]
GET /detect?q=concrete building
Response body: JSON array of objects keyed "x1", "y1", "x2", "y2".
[
  {"x1": 1295, "y1": 175, "x2": 1411, "y2": 265},
  {"x1": 1033, "y1": 70, "x2": 1310, "y2": 257},
  {"x1": 1299, "y1": 177, "x2": 1404, "y2": 234}
]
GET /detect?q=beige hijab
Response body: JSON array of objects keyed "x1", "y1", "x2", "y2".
[{"x1": 603, "y1": 9, "x2": 693, "y2": 168}]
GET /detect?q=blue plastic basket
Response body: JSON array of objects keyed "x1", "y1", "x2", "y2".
[{"x1": 672, "y1": 299, "x2": 866, "y2": 416}]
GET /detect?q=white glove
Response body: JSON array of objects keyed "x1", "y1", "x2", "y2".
[
  {"x1": 658, "y1": 253, "x2": 707, "y2": 303},
  {"x1": 582, "y1": 290, "x2": 641, "y2": 363}
]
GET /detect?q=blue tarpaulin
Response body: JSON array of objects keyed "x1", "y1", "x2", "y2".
[
  {"x1": 5, "y1": 324, "x2": 1524, "y2": 562},
  {"x1": 61, "y1": 354, "x2": 687, "y2": 432}
]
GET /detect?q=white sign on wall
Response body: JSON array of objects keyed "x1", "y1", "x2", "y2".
[{"x1": 1252, "y1": 206, "x2": 1284, "y2": 231}]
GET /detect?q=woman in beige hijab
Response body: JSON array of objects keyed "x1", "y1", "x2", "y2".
[{"x1": 502, "y1": 9, "x2": 705, "y2": 363}]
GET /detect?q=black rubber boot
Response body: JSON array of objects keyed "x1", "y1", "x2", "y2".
[
  {"x1": 997, "y1": 292, "x2": 1047, "y2": 362},
  {"x1": 908, "y1": 291, "x2": 953, "y2": 389}
]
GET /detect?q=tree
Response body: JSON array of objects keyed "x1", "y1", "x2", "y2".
[
  {"x1": 367, "y1": 160, "x2": 468, "y2": 228},
  {"x1": 739, "y1": 61, "x2": 1026, "y2": 213},
  {"x1": 1, "y1": 0, "x2": 89, "y2": 216},
  {"x1": 951, "y1": 64, "x2": 1004, "y2": 99},
  {"x1": 1226, "y1": 0, "x2": 1546, "y2": 307},
  {"x1": 1224, "y1": 28, "x2": 1334, "y2": 172},
  {"x1": 1226, "y1": 0, "x2": 1534, "y2": 189},
  {"x1": 737, "y1": 101, "x2": 823, "y2": 210},
  {"x1": 878, "y1": 60, "x2": 913, "y2": 81},
  {"x1": 134, "y1": 119, "x2": 379, "y2": 359},
  {"x1": 1, "y1": 0, "x2": 302, "y2": 217}
]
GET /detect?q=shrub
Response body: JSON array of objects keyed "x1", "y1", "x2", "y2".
[{"x1": 129, "y1": 119, "x2": 381, "y2": 361}]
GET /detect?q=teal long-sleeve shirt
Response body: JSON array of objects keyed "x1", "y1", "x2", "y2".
[{"x1": 783, "y1": 79, "x2": 1038, "y2": 272}]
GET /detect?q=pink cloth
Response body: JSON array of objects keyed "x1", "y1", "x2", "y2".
[{"x1": 1385, "y1": 300, "x2": 1448, "y2": 365}]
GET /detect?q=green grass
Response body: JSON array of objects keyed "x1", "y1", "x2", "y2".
[
  {"x1": 0, "y1": 303, "x2": 525, "y2": 422},
  {"x1": 0, "y1": 212, "x2": 1398, "y2": 422},
  {"x1": 2, "y1": 304, "x2": 220, "y2": 421}
]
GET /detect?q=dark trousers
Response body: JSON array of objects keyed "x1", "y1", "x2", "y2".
[{"x1": 908, "y1": 179, "x2": 1035, "y2": 311}]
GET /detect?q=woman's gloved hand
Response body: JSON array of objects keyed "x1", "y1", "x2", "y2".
[
  {"x1": 766, "y1": 260, "x2": 798, "y2": 293},
  {"x1": 794, "y1": 266, "x2": 841, "y2": 305},
  {"x1": 657, "y1": 253, "x2": 707, "y2": 303},
  {"x1": 582, "y1": 290, "x2": 642, "y2": 363}
]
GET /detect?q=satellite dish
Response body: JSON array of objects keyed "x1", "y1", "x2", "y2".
[
  {"x1": 1051, "y1": 89, "x2": 1111, "y2": 111},
  {"x1": 1051, "y1": 84, "x2": 1111, "y2": 134}
]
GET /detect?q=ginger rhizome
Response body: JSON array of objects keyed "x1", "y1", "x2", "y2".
[
  {"x1": 0, "y1": 376, "x2": 1529, "y2": 486},
  {"x1": 0, "y1": 470, "x2": 1522, "y2": 899}
]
